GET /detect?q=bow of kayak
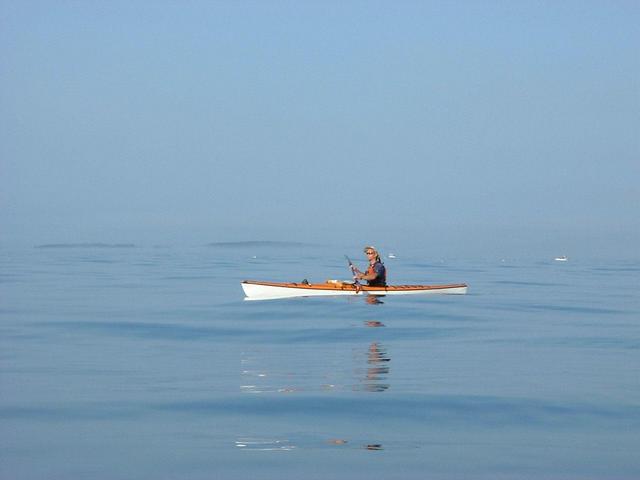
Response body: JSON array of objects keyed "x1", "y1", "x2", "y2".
[{"x1": 241, "y1": 280, "x2": 468, "y2": 300}]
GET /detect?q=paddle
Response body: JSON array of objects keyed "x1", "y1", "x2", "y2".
[{"x1": 345, "y1": 255, "x2": 362, "y2": 291}]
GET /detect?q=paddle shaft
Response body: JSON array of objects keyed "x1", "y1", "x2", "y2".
[{"x1": 345, "y1": 255, "x2": 361, "y2": 285}]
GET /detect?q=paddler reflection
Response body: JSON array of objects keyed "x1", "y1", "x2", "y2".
[
  {"x1": 356, "y1": 341, "x2": 390, "y2": 392},
  {"x1": 365, "y1": 295, "x2": 384, "y2": 305}
]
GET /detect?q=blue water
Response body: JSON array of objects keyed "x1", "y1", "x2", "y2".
[{"x1": 1, "y1": 244, "x2": 639, "y2": 479}]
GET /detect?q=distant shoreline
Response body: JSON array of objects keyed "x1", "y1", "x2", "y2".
[
  {"x1": 35, "y1": 243, "x2": 137, "y2": 249},
  {"x1": 206, "y1": 241, "x2": 311, "y2": 248}
]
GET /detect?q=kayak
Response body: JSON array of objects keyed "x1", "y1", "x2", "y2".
[{"x1": 241, "y1": 279, "x2": 468, "y2": 300}]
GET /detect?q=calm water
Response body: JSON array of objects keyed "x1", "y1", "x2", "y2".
[{"x1": 1, "y1": 244, "x2": 639, "y2": 479}]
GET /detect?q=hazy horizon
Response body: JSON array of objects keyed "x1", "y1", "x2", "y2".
[{"x1": 2, "y1": 1, "x2": 638, "y2": 259}]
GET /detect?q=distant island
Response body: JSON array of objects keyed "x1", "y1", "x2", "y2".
[
  {"x1": 35, "y1": 243, "x2": 136, "y2": 249},
  {"x1": 206, "y1": 241, "x2": 310, "y2": 248}
]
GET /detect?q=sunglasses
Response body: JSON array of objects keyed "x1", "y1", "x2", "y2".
[{"x1": 366, "y1": 251, "x2": 375, "y2": 255}]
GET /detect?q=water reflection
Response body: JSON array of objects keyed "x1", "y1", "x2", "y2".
[
  {"x1": 356, "y1": 342, "x2": 390, "y2": 392},
  {"x1": 238, "y1": 319, "x2": 389, "y2": 452},
  {"x1": 240, "y1": 321, "x2": 391, "y2": 394},
  {"x1": 365, "y1": 320, "x2": 385, "y2": 328},
  {"x1": 235, "y1": 437, "x2": 383, "y2": 451},
  {"x1": 327, "y1": 439, "x2": 384, "y2": 451},
  {"x1": 235, "y1": 438, "x2": 296, "y2": 451},
  {"x1": 365, "y1": 444, "x2": 384, "y2": 450},
  {"x1": 365, "y1": 295, "x2": 384, "y2": 305}
]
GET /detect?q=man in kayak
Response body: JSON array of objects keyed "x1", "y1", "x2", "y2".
[{"x1": 354, "y1": 246, "x2": 387, "y2": 287}]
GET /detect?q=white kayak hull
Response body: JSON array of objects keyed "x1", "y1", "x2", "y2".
[{"x1": 241, "y1": 280, "x2": 468, "y2": 300}]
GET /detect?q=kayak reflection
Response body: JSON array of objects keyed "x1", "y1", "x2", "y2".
[
  {"x1": 236, "y1": 437, "x2": 383, "y2": 451},
  {"x1": 240, "y1": 329, "x2": 391, "y2": 394}
]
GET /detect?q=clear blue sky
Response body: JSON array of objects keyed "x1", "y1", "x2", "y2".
[{"x1": 1, "y1": 1, "x2": 638, "y2": 257}]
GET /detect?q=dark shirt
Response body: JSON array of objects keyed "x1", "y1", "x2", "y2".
[{"x1": 367, "y1": 261, "x2": 387, "y2": 287}]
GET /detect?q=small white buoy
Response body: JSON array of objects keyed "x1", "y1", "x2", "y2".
[
  {"x1": 388, "y1": 253, "x2": 396, "y2": 259},
  {"x1": 554, "y1": 256, "x2": 568, "y2": 262}
]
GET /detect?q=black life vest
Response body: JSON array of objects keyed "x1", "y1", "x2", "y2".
[{"x1": 366, "y1": 261, "x2": 387, "y2": 287}]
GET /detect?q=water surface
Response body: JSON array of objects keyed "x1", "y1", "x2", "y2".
[{"x1": 1, "y1": 245, "x2": 639, "y2": 479}]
